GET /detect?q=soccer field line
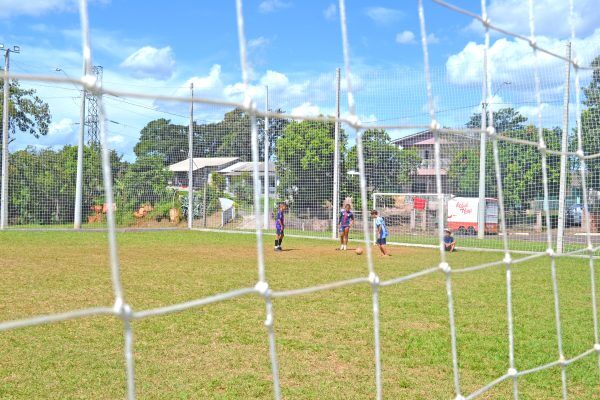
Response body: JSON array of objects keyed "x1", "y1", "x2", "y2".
[{"x1": 192, "y1": 227, "x2": 600, "y2": 259}]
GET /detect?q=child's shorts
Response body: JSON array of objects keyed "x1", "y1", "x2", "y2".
[
  {"x1": 276, "y1": 227, "x2": 284, "y2": 236},
  {"x1": 339, "y1": 225, "x2": 350, "y2": 232},
  {"x1": 376, "y1": 238, "x2": 387, "y2": 245}
]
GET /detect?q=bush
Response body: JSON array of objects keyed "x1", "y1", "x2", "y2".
[
  {"x1": 147, "y1": 201, "x2": 173, "y2": 222},
  {"x1": 231, "y1": 174, "x2": 253, "y2": 205}
]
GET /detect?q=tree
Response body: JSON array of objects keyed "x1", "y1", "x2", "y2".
[
  {"x1": 216, "y1": 108, "x2": 252, "y2": 161},
  {"x1": 115, "y1": 155, "x2": 172, "y2": 213},
  {"x1": 448, "y1": 109, "x2": 564, "y2": 213},
  {"x1": 275, "y1": 119, "x2": 345, "y2": 211},
  {"x1": 0, "y1": 80, "x2": 51, "y2": 144},
  {"x1": 581, "y1": 55, "x2": 600, "y2": 189},
  {"x1": 134, "y1": 118, "x2": 187, "y2": 166},
  {"x1": 345, "y1": 129, "x2": 421, "y2": 206},
  {"x1": 257, "y1": 108, "x2": 289, "y2": 160},
  {"x1": 7, "y1": 145, "x2": 123, "y2": 225},
  {"x1": 466, "y1": 107, "x2": 527, "y2": 134}
]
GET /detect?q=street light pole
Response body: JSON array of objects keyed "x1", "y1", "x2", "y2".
[
  {"x1": 477, "y1": 81, "x2": 510, "y2": 239},
  {"x1": 556, "y1": 42, "x2": 572, "y2": 254},
  {"x1": 332, "y1": 68, "x2": 341, "y2": 239},
  {"x1": 0, "y1": 44, "x2": 19, "y2": 229}
]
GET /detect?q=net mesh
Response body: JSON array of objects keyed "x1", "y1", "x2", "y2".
[{"x1": 0, "y1": 0, "x2": 599, "y2": 399}]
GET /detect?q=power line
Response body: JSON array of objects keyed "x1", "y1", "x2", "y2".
[
  {"x1": 360, "y1": 100, "x2": 566, "y2": 124},
  {"x1": 105, "y1": 95, "x2": 188, "y2": 119}
]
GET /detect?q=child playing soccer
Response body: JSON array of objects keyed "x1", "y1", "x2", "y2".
[
  {"x1": 338, "y1": 203, "x2": 355, "y2": 250},
  {"x1": 371, "y1": 209, "x2": 390, "y2": 256},
  {"x1": 444, "y1": 228, "x2": 456, "y2": 252},
  {"x1": 274, "y1": 202, "x2": 287, "y2": 251}
]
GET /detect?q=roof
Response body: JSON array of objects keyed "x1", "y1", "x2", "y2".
[
  {"x1": 413, "y1": 137, "x2": 448, "y2": 146},
  {"x1": 218, "y1": 161, "x2": 276, "y2": 175},
  {"x1": 168, "y1": 157, "x2": 238, "y2": 172},
  {"x1": 391, "y1": 130, "x2": 432, "y2": 147}
]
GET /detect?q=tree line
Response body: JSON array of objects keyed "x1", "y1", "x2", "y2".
[{"x1": 2, "y1": 55, "x2": 600, "y2": 225}]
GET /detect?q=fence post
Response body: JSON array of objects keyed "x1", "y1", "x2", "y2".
[
  {"x1": 332, "y1": 68, "x2": 341, "y2": 239},
  {"x1": 477, "y1": 103, "x2": 487, "y2": 238},
  {"x1": 556, "y1": 42, "x2": 572, "y2": 254},
  {"x1": 0, "y1": 49, "x2": 11, "y2": 229},
  {"x1": 263, "y1": 85, "x2": 269, "y2": 230},
  {"x1": 203, "y1": 175, "x2": 208, "y2": 228},
  {"x1": 187, "y1": 83, "x2": 194, "y2": 229}
]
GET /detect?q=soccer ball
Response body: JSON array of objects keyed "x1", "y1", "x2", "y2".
[{"x1": 355, "y1": 247, "x2": 363, "y2": 255}]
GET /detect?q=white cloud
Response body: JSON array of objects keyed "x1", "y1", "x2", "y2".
[
  {"x1": 467, "y1": 0, "x2": 600, "y2": 38},
  {"x1": 259, "y1": 0, "x2": 291, "y2": 13},
  {"x1": 223, "y1": 82, "x2": 266, "y2": 102},
  {"x1": 173, "y1": 64, "x2": 224, "y2": 100},
  {"x1": 323, "y1": 4, "x2": 336, "y2": 21},
  {"x1": 427, "y1": 33, "x2": 440, "y2": 44},
  {"x1": 59, "y1": 28, "x2": 138, "y2": 59},
  {"x1": 0, "y1": 0, "x2": 107, "y2": 18},
  {"x1": 291, "y1": 102, "x2": 322, "y2": 119},
  {"x1": 446, "y1": 29, "x2": 600, "y2": 85},
  {"x1": 396, "y1": 31, "x2": 439, "y2": 45},
  {"x1": 120, "y1": 46, "x2": 176, "y2": 80},
  {"x1": 396, "y1": 31, "x2": 416, "y2": 44},
  {"x1": 260, "y1": 70, "x2": 308, "y2": 95},
  {"x1": 108, "y1": 134, "x2": 125, "y2": 145},
  {"x1": 192, "y1": 64, "x2": 223, "y2": 91},
  {"x1": 248, "y1": 36, "x2": 270, "y2": 49},
  {"x1": 365, "y1": 7, "x2": 403, "y2": 25},
  {"x1": 48, "y1": 118, "x2": 75, "y2": 137},
  {"x1": 260, "y1": 70, "x2": 289, "y2": 88},
  {"x1": 0, "y1": 0, "x2": 75, "y2": 18}
]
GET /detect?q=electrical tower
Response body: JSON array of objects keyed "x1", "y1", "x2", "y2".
[{"x1": 85, "y1": 65, "x2": 103, "y2": 146}]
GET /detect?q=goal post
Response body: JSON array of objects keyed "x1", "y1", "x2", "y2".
[{"x1": 372, "y1": 192, "x2": 451, "y2": 246}]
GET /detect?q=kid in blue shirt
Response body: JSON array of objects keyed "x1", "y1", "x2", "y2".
[
  {"x1": 444, "y1": 229, "x2": 456, "y2": 252},
  {"x1": 371, "y1": 210, "x2": 390, "y2": 256}
]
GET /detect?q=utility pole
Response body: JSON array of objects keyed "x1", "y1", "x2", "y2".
[
  {"x1": 188, "y1": 83, "x2": 194, "y2": 229},
  {"x1": 56, "y1": 66, "x2": 100, "y2": 228},
  {"x1": 86, "y1": 65, "x2": 103, "y2": 146},
  {"x1": 332, "y1": 68, "x2": 341, "y2": 239},
  {"x1": 0, "y1": 44, "x2": 20, "y2": 229},
  {"x1": 477, "y1": 99, "x2": 487, "y2": 239},
  {"x1": 556, "y1": 42, "x2": 572, "y2": 254},
  {"x1": 74, "y1": 67, "x2": 86, "y2": 229},
  {"x1": 263, "y1": 86, "x2": 270, "y2": 230}
]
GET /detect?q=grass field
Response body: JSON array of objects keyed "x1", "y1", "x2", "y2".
[{"x1": 0, "y1": 230, "x2": 598, "y2": 399}]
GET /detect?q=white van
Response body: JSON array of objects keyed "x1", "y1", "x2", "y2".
[{"x1": 447, "y1": 197, "x2": 499, "y2": 235}]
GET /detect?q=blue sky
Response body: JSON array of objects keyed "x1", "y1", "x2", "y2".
[{"x1": 1, "y1": 0, "x2": 599, "y2": 161}]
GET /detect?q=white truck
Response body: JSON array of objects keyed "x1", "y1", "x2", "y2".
[{"x1": 446, "y1": 197, "x2": 499, "y2": 235}]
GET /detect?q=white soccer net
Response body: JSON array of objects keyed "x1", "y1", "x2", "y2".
[{"x1": 0, "y1": 0, "x2": 599, "y2": 399}]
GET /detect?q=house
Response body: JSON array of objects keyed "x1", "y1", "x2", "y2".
[
  {"x1": 217, "y1": 161, "x2": 277, "y2": 197},
  {"x1": 167, "y1": 157, "x2": 239, "y2": 189},
  {"x1": 391, "y1": 130, "x2": 451, "y2": 193}
]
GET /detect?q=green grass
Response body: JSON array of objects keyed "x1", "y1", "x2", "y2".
[{"x1": 0, "y1": 230, "x2": 598, "y2": 399}]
